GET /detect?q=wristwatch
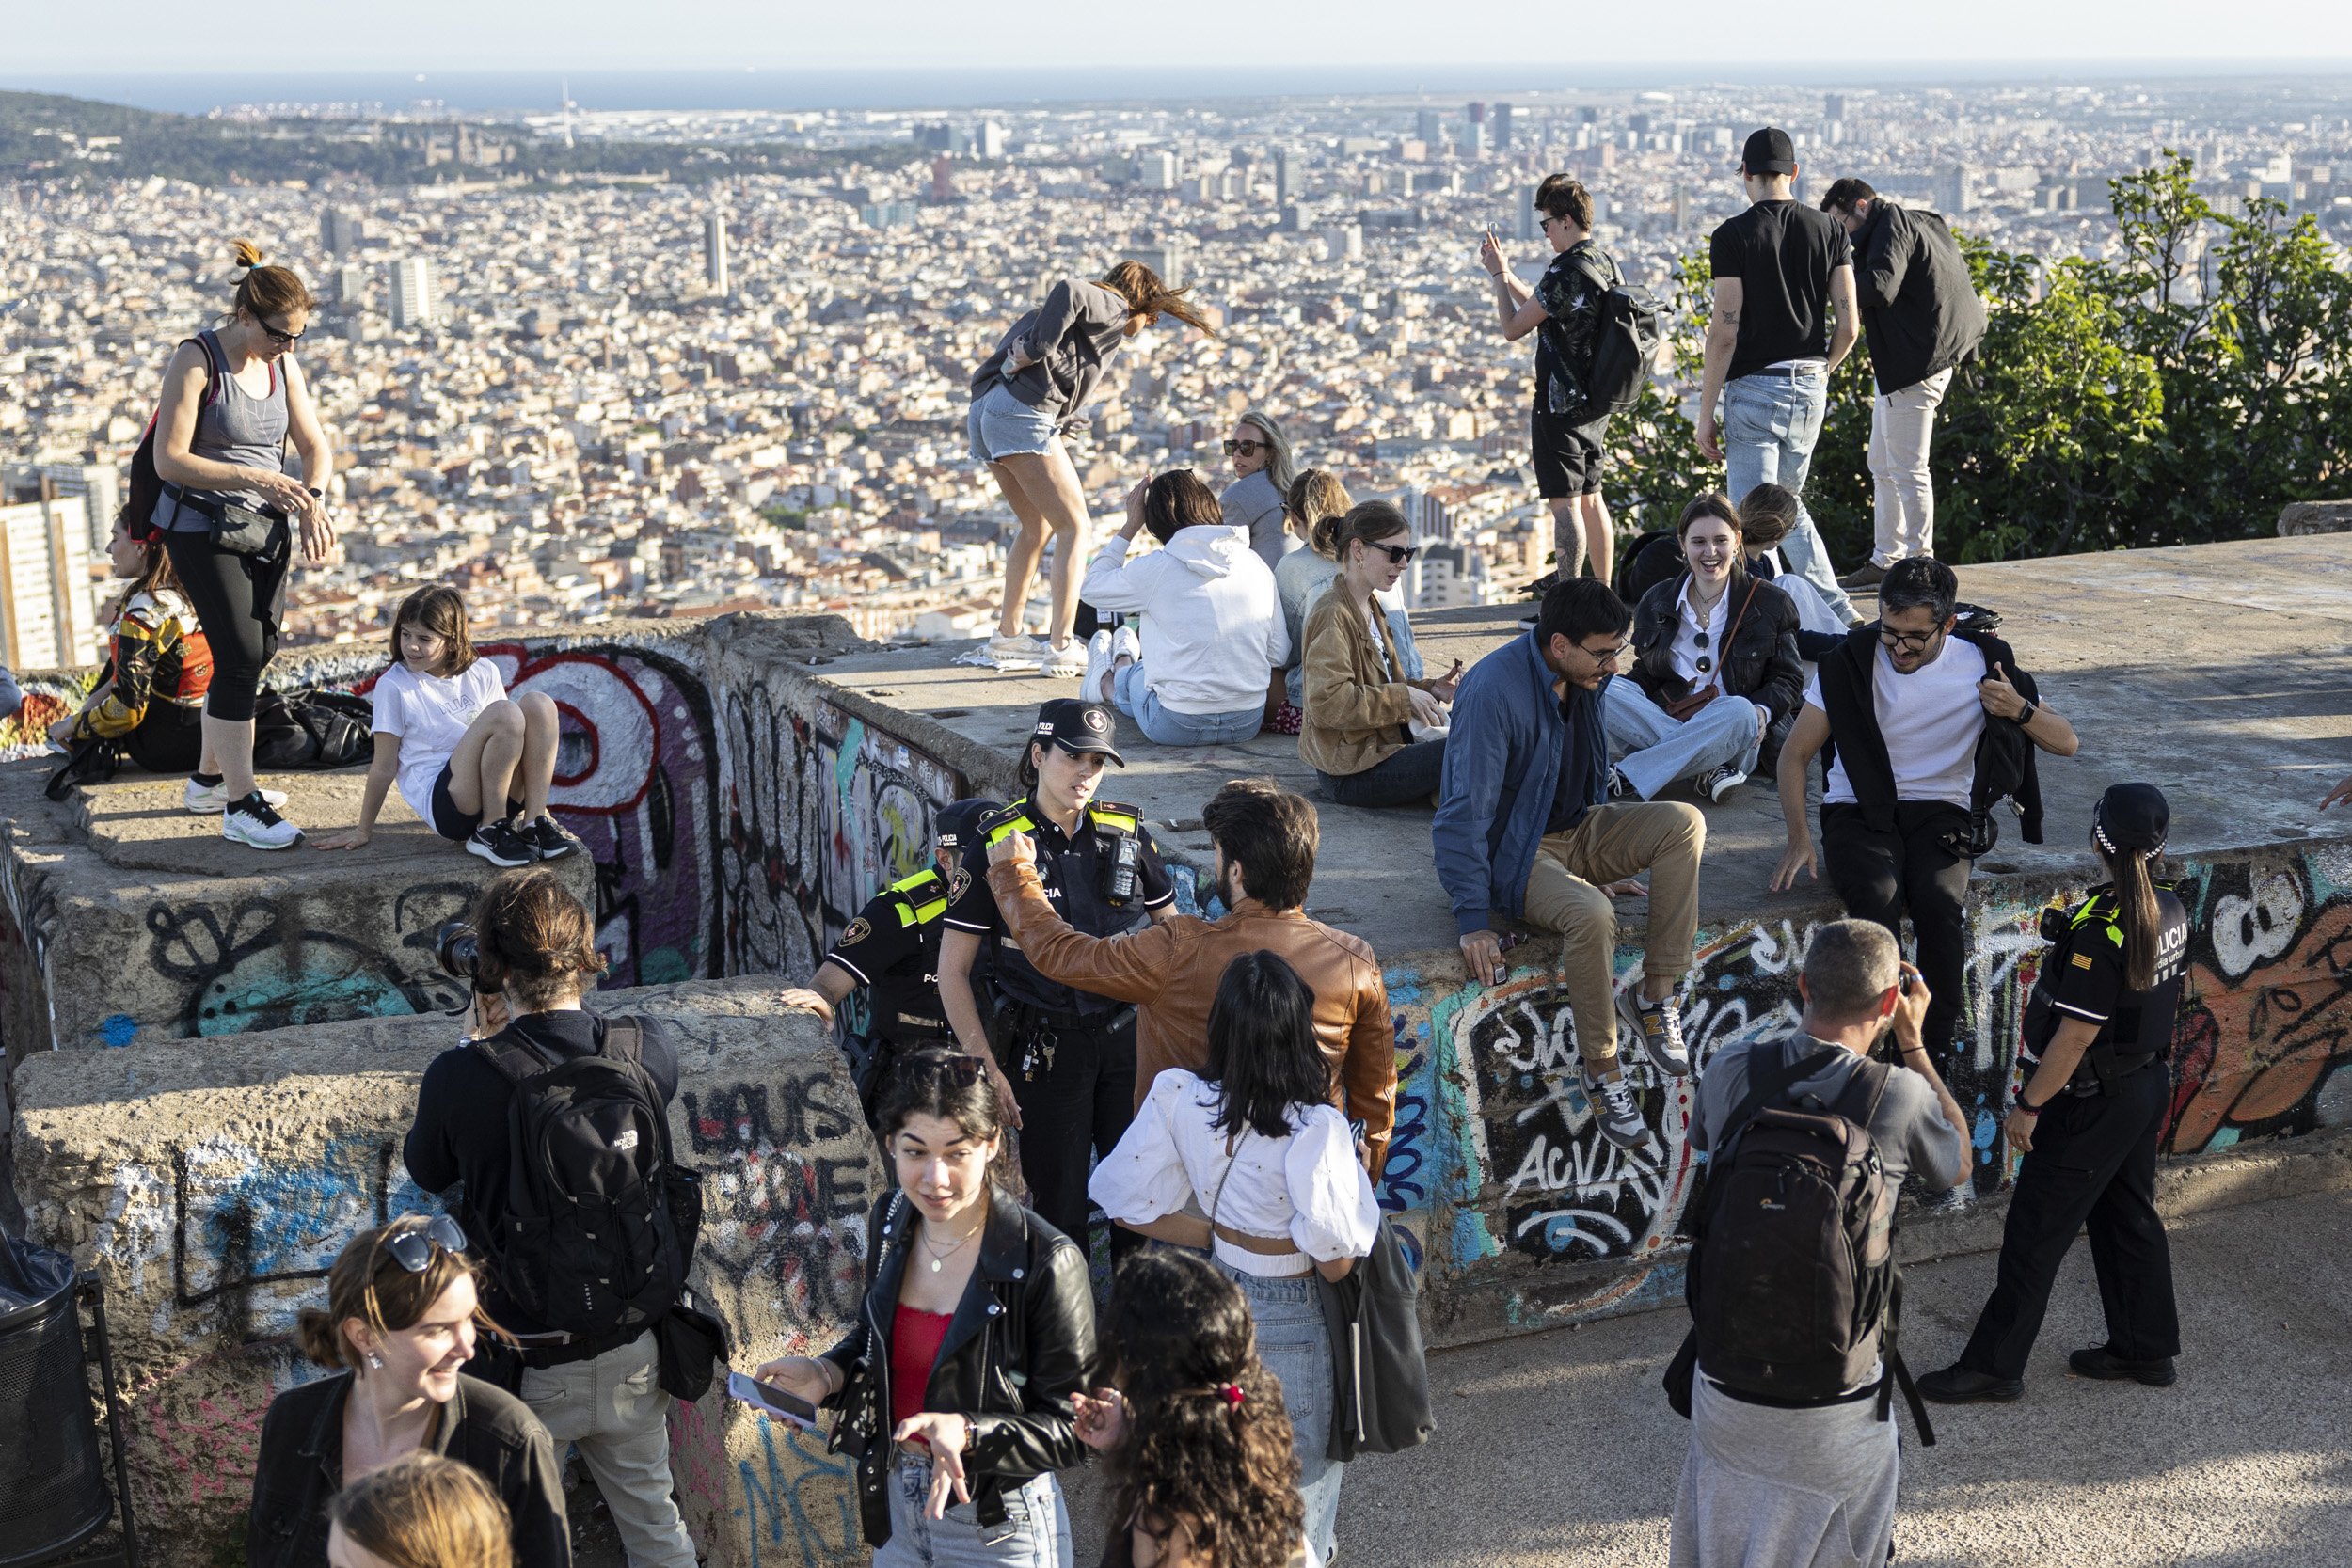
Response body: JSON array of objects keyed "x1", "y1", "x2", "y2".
[{"x1": 2015, "y1": 700, "x2": 2038, "y2": 726}]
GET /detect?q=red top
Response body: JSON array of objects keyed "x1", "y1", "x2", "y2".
[{"x1": 889, "y1": 1307, "x2": 955, "y2": 1431}]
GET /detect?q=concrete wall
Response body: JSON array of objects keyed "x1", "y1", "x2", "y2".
[{"x1": 9, "y1": 981, "x2": 878, "y2": 1568}]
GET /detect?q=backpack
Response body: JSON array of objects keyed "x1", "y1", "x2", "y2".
[
  {"x1": 1568, "y1": 255, "x2": 1669, "y2": 419},
  {"x1": 1611, "y1": 527, "x2": 1682, "y2": 603},
  {"x1": 475, "y1": 1017, "x2": 699, "y2": 1338},
  {"x1": 124, "y1": 335, "x2": 225, "y2": 542},
  {"x1": 252, "y1": 688, "x2": 375, "y2": 769},
  {"x1": 1680, "y1": 1044, "x2": 1935, "y2": 1440}
]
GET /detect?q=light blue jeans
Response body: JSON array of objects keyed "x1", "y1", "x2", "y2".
[
  {"x1": 1219, "y1": 1262, "x2": 1343, "y2": 1564},
  {"x1": 966, "y1": 382, "x2": 1057, "y2": 464},
  {"x1": 1113, "y1": 661, "x2": 1262, "y2": 746},
  {"x1": 875, "y1": 1458, "x2": 1072, "y2": 1568},
  {"x1": 1604, "y1": 684, "x2": 1764, "y2": 800},
  {"x1": 1721, "y1": 368, "x2": 1861, "y2": 626}
]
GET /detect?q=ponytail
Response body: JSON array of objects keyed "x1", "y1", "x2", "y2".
[{"x1": 2099, "y1": 845, "x2": 2162, "y2": 992}]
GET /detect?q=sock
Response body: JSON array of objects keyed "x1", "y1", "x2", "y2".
[{"x1": 191, "y1": 771, "x2": 223, "y2": 787}]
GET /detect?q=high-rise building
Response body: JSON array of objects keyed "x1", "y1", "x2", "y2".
[
  {"x1": 389, "y1": 257, "x2": 438, "y2": 329},
  {"x1": 1936, "y1": 162, "x2": 1976, "y2": 214},
  {"x1": 704, "y1": 211, "x2": 730, "y2": 295},
  {"x1": 1137, "y1": 150, "x2": 1179, "y2": 191},
  {"x1": 320, "y1": 209, "x2": 361, "y2": 254},
  {"x1": 930, "y1": 155, "x2": 956, "y2": 202},
  {"x1": 1513, "y1": 198, "x2": 1540, "y2": 243},
  {"x1": 1493, "y1": 102, "x2": 1515, "y2": 151},
  {"x1": 1315, "y1": 225, "x2": 1363, "y2": 261},
  {"x1": 1417, "y1": 107, "x2": 1443, "y2": 146},
  {"x1": 1273, "y1": 147, "x2": 1299, "y2": 202},
  {"x1": 977, "y1": 120, "x2": 1007, "y2": 159},
  {"x1": 335, "y1": 263, "x2": 369, "y2": 308},
  {"x1": 1823, "y1": 93, "x2": 1847, "y2": 124},
  {"x1": 4, "y1": 463, "x2": 119, "y2": 555},
  {"x1": 1465, "y1": 102, "x2": 1488, "y2": 158},
  {"x1": 1132, "y1": 239, "x2": 1186, "y2": 288},
  {"x1": 0, "y1": 494, "x2": 99, "y2": 669}
]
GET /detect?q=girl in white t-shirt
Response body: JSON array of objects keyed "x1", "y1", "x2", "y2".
[{"x1": 312, "y1": 585, "x2": 577, "y2": 866}]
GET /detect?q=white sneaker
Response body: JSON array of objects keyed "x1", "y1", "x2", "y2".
[
  {"x1": 186, "y1": 778, "x2": 288, "y2": 814},
  {"x1": 221, "y1": 792, "x2": 302, "y2": 850},
  {"x1": 984, "y1": 633, "x2": 1046, "y2": 667},
  {"x1": 1080, "y1": 629, "x2": 1114, "y2": 703},
  {"x1": 1111, "y1": 624, "x2": 1142, "y2": 666},
  {"x1": 1040, "y1": 639, "x2": 1087, "y2": 679}
]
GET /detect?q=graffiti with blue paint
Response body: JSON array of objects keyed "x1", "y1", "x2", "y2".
[{"x1": 735, "y1": 1419, "x2": 858, "y2": 1568}]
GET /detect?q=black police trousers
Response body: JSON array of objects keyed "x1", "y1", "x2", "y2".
[
  {"x1": 1002, "y1": 1005, "x2": 1142, "y2": 1261},
  {"x1": 1820, "y1": 801, "x2": 1974, "y2": 1058},
  {"x1": 1958, "y1": 1061, "x2": 2179, "y2": 1380}
]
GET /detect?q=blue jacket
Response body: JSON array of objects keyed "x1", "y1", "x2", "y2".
[{"x1": 1432, "y1": 629, "x2": 1610, "y2": 938}]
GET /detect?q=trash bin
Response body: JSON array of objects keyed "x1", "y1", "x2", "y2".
[{"x1": 0, "y1": 1230, "x2": 136, "y2": 1568}]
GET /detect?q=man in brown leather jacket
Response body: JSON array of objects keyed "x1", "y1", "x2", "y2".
[{"x1": 985, "y1": 777, "x2": 1398, "y2": 1177}]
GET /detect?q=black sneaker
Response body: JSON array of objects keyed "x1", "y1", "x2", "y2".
[
  {"x1": 517, "y1": 814, "x2": 581, "y2": 860},
  {"x1": 467, "y1": 818, "x2": 535, "y2": 868},
  {"x1": 2068, "y1": 1345, "x2": 2177, "y2": 1387}
]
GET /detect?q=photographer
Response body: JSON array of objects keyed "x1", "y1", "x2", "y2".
[{"x1": 404, "y1": 869, "x2": 697, "y2": 1568}]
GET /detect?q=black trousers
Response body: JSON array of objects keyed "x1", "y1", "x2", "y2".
[
  {"x1": 1002, "y1": 1006, "x2": 1140, "y2": 1259},
  {"x1": 1820, "y1": 800, "x2": 1974, "y2": 1057},
  {"x1": 163, "y1": 529, "x2": 288, "y2": 723},
  {"x1": 1959, "y1": 1061, "x2": 2179, "y2": 1379}
]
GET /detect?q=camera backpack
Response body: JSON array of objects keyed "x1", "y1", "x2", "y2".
[
  {"x1": 475, "y1": 1016, "x2": 699, "y2": 1338},
  {"x1": 1678, "y1": 1044, "x2": 1934, "y2": 1439},
  {"x1": 1566, "y1": 252, "x2": 1669, "y2": 419}
]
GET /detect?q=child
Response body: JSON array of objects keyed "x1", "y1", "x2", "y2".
[
  {"x1": 49, "y1": 509, "x2": 290, "y2": 809},
  {"x1": 311, "y1": 585, "x2": 576, "y2": 865}
]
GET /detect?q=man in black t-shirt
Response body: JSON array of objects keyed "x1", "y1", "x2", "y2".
[
  {"x1": 1697, "y1": 127, "x2": 1863, "y2": 628},
  {"x1": 1482, "y1": 174, "x2": 1622, "y2": 586}
]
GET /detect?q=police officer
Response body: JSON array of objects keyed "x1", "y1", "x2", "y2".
[
  {"x1": 780, "y1": 796, "x2": 1001, "y2": 1121},
  {"x1": 938, "y1": 698, "x2": 1176, "y2": 1253},
  {"x1": 1921, "y1": 782, "x2": 2187, "y2": 1402}
]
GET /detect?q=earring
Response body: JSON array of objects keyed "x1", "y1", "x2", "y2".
[{"x1": 366, "y1": 1353, "x2": 385, "y2": 1370}]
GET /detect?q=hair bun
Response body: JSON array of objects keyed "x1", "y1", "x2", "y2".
[{"x1": 230, "y1": 238, "x2": 265, "y2": 270}]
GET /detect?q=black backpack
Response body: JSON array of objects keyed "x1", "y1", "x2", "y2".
[
  {"x1": 476, "y1": 1017, "x2": 698, "y2": 1338},
  {"x1": 1569, "y1": 255, "x2": 1669, "y2": 419},
  {"x1": 1680, "y1": 1045, "x2": 1935, "y2": 1440},
  {"x1": 125, "y1": 334, "x2": 225, "y2": 542},
  {"x1": 253, "y1": 688, "x2": 376, "y2": 769}
]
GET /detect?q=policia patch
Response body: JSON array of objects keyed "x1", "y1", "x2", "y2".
[{"x1": 841, "y1": 917, "x2": 872, "y2": 946}]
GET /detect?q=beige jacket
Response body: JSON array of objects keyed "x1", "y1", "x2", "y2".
[{"x1": 1298, "y1": 587, "x2": 1437, "y2": 777}]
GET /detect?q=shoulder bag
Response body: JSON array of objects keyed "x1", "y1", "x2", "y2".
[{"x1": 1661, "y1": 578, "x2": 1760, "y2": 721}]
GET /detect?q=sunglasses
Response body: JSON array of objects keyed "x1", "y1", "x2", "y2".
[
  {"x1": 381, "y1": 1213, "x2": 469, "y2": 1274},
  {"x1": 258, "y1": 317, "x2": 305, "y2": 346},
  {"x1": 1364, "y1": 542, "x2": 1417, "y2": 565},
  {"x1": 894, "y1": 1052, "x2": 987, "y2": 1089},
  {"x1": 1221, "y1": 438, "x2": 1268, "y2": 457}
]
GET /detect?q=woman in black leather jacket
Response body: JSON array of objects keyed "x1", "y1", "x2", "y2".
[
  {"x1": 1609, "y1": 492, "x2": 1804, "y2": 800},
  {"x1": 755, "y1": 1047, "x2": 1094, "y2": 1565}
]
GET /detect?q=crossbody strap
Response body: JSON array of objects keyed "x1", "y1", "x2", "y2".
[{"x1": 1720, "y1": 1045, "x2": 1843, "y2": 1153}]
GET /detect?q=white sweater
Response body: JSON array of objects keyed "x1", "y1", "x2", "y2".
[{"x1": 1082, "y1": 527, "x2": 1290, "y2": 715}]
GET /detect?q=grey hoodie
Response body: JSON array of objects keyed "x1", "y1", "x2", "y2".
[{"x1": 970, "y1": 277, "x2": 1133, "y2": 423}]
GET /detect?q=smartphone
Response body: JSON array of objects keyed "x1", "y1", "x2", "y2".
[{"x1": 726, "y1": 1370, "x2": 820, "y2": 1431}]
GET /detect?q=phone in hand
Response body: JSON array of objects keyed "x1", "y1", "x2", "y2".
[{"x1": 726, "y1": 1370, "x2": 820, "y2": 1431}]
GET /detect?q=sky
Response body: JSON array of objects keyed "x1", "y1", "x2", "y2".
[{"x1": 8, "y1": 0, "x2": 2352, "y2": 75}]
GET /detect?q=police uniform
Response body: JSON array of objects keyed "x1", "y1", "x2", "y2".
[
  {"x1": 1949, "y1": 787, "x2": 2189, "y2": 1386},
  {"x1": 944, "y1": 702, "x2": 1173, "y2": 1252}
]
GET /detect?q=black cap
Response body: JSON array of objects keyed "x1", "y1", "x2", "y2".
[
  {"x1": 933, "y1": 797, "x2": 1003, "y2": 852},
  {"x1": 1028, "y1": 698, "x2": 1124, "y2": 765},
  {"x1": 2093, "y1": 783, "x2": 2169, "y2": 855},
  {"x1": 1741, "y1": 127, "x2": 1798, "y2": 176}
]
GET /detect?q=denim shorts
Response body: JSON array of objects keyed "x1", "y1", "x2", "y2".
[
  {"x1": 874, "y1": 1459, "x2": 1071, "y2": 1568},
  {"x1": 966, "y1": 382, "x2": 1058, "y2": 464}
]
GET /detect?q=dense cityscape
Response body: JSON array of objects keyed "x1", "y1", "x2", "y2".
[{"x1": 5, "y1": 74, "x2": 2349, "y2": 656}]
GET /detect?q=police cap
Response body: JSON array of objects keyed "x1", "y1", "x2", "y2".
[
  {"x1": 1028, "y1": 698, "x2": 1125, "y2": 766},
  {"x1": 933, "y1": 797, "x2": 1002, "y2": 852},
  {"x1": 2093, "y1": 782, "x2": 2169, "y2": 855}
]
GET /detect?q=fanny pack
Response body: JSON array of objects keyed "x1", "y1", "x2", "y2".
[{"x1": 162, "y1": 482, "x2": 289, "y2": 560}]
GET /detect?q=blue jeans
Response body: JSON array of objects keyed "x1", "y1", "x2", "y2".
[
  {"x1": 1112, "y1": 661, "x2": 1262, "y2": 746},
  {"x1": 966, "y1": 382, "x2": 1057, "y2": 464},
  {"x1": 1603, "y1": 685, "x2": 1762, "y2": 800},
  {"x1": 874, "y1": 1459, "x2": 1072, "y2": 1568},
  {"x1": 1319, "y1": 738, "x2": 1448, "y2": 808},
  {"x1": 1219, "y1": 1262, "x2": 1343, "y2": 1564},
  {"x1": 1721, "y1": 368, "x2": 1860, "y2": 626}
]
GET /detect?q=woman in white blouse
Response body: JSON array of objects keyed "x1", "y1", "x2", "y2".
[{"x1": 1090, "y1": 951, "x2": 1378, "y2": 1566}]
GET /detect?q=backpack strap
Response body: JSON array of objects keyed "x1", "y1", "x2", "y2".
[
  {"x1": 1719, "y1": 1045, "x2": 1843, "y2": 1152},
  {"x1": 1830, "y1": 1057, "x2": 1894, "y2": 1131},
  {"x1": 596, "y1": 1015, "x2": 681, "y2": 1167},
  {"x1": 1876, "y1": 1276, "x2": 1938, "y2": 1446},
  {"x1": 473, "y1": 1028, "x2": 555, "y2": 1084}
]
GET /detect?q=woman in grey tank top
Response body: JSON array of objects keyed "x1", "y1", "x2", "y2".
[{"x1": 151, "y1": 239, "x2": 339, "y2": 850}]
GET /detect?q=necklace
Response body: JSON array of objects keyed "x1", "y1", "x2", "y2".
[{"x1": 918, "y1": 1218, "x2": 983, "y2": 1274}]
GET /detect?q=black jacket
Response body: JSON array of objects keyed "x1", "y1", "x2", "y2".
[
  {"x1": 820, "y1": 1186, "x2": 1094, "y2": 1546},
  {"x1": 1629, "y1": 571, "x2": 1806, "y2": 724},
  {"x1": 247, "y1": 1371, "x2": 570, "y2": 1568},
  {"x1": 1814, "y1": 625, "x2": 2044, "y2": 843},
  {"x1": 1852, "y1": 201, "x2": 1987, "y2": 395}
]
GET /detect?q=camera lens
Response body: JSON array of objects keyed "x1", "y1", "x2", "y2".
[{"x1": 434, "y1": 919, "x2": 480, "y2": 981}]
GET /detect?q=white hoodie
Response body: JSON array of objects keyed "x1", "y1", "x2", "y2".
[{"x1": 1082, "y1": 526, "x2": 1290, "y2": 715}]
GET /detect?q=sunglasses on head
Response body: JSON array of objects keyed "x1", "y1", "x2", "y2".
[
  {"x1": 381, "y1": 1213, "x2": 469, "y2": 1274},
  {"x1": 894, "y1": 1052, "x2": 987, "y2": 1089}
]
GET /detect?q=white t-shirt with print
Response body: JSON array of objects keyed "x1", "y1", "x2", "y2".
[
  {"x1": 1804, "y1": 638, "x2": 1986, "y2": 809},
  {"x1": 371, "y1": 659, "x2": 507, "y2": 822}
]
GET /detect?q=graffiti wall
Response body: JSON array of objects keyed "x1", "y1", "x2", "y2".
[{"x1": 1376, "y1": 844, "x2": 2352, "y2": 1342}]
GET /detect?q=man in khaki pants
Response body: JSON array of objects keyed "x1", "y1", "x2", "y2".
[{"x1": 1433, "y1": 577, "x2": 1705, "y2": 1150}]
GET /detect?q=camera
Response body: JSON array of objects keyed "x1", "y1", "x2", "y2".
[{"x1": 434, "y1": 919, "x2": 483, "y2": 987}]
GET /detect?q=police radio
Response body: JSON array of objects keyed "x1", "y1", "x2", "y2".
[{"x1": 1105, "y1": 832, "x2": 1141, "y2": 907}]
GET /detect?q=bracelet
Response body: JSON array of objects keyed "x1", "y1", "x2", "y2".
[{"x1": 2015, "y1": 1093, "x2": 2046, "y2": 1115}]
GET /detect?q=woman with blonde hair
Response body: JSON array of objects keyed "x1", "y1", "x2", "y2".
[
  {"x1": 148, "y1": 238, "x2": 337, "y2": 850},
  {"x1": 327, "y1": 1453, "x2": 513, "y2": 1568},
  {"x1": 246, "y1": 1218, "x2": 568, "y2": 1568},
  {"x1": 1269, "y1": 473, "x2": 1436, "y2": 736},
  {"x1": 1219, "y1": 408, "x2": 1299, "y2": 569},
  {"x1": 970, "y1": 261, "x2": 1215, "y2": 678}
]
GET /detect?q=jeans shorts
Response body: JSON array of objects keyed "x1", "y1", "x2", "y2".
[{"x1": 966, "y1": 382, "x2": 1058, "y2": 465}]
